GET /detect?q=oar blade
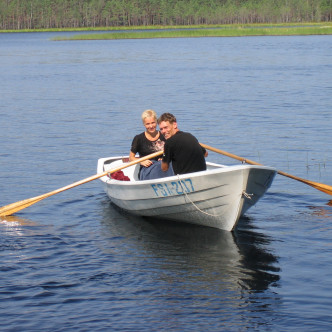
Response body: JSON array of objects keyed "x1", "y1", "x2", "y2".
[
  {"x1": 277, "y1": 170, "x2": 332, "y2": 196},
  {"x1": 0, "y1": 195, "x2": 47, "y2": 217},
  {"x1": 310, "y1": 183, "x2": 332, "y2": 196}
]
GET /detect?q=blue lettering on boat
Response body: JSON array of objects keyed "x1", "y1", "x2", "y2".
[{"x1": 151, "y1": 179, "x2": 195, "y2": 197}]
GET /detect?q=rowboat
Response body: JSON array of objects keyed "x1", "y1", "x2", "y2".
[{"x1": 97, "y1": 157, "x2": 276, "y2": 231}]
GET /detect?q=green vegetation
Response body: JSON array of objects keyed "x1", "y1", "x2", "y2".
[
  {"x1": 52, "y1": 23, "x2": 332, "y2": 40},
  {"x1": 0, "y1": 0, "x2": 331, "y2": 31}
]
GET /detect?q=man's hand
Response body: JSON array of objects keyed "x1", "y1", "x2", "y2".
[{"x1": 161, "y1": 161, "x2": 169, "y2": 171}]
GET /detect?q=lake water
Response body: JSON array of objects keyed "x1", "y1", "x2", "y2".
[{"x1": 1, "y1": 32, "x2": 332, "y2": 331}]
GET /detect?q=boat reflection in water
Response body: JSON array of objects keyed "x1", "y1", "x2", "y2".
[{"x1": 100, "y1": 200, "x2": 280, "y2": 305}]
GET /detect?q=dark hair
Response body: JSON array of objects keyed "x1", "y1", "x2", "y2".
[{"x1": 157, "y1": 113, "x2": 177, "y2": 124}]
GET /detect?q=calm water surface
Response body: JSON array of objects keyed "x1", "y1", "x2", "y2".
[{"x1": 1, "y1": 32, "x2": 332, "y2": 331}]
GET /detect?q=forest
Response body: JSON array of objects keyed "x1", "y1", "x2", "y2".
[{"x1": 1, "y1": 0, "x2": 331, "y2": 30}]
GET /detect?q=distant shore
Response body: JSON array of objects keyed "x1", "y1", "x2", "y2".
[{"x1": 2, "y1": 23, "x2": 332, "y2": 39}]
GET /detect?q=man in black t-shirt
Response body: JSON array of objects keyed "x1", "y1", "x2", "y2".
[{"x1": 158, "y1": 113, "x2": 208, "y2": 175}]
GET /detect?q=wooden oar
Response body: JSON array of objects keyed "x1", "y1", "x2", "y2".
[
  {"x1": 200, "y1": 143, "x2": 332, "y2": 196},
  {"x1": 0, "y1": 151, "x2": 163, "y2": 217}
]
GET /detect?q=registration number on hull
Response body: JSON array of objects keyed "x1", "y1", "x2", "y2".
[{"x1": 151, "y1": 179, "x2": 195, "y2": 197}]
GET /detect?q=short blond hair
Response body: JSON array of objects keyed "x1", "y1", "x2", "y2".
[{"x1": 141, "y1": 109, "x2": 157, "y2": 123}]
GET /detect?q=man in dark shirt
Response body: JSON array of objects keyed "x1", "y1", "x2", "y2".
[{"x1": 158, "y1": 113, "x2": 208, "y2": 175}]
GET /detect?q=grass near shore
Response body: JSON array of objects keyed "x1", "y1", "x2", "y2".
[
  {"x1": 49, "y1": 23, "x2": 332, "y2": 40},
  {"x1": 2, "y1": 23, "x2": 332, "y2": 39}
]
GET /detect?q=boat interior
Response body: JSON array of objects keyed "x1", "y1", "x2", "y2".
[{"x1": 101, "y1": 157, "x2": 227, "y2": 182}]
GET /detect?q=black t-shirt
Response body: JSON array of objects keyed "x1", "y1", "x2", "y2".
[
  {"x1": 131, "y1": 132, "x2": 166, "y2": 160},
  {"x1": 162, "y1": 131, "x2": 206, "y2": 175}
]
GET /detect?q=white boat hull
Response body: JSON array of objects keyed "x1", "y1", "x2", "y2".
[{"x1": 97, "y1": 157, "x2": 276, "y2": 231}]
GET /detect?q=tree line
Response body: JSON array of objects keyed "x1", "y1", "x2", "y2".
[{"x1": 1, "y1": 0, "x2": 331, "y2": 30}]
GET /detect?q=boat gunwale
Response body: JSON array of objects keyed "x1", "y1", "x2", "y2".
[{"x1": 98, "y1": 156, "x2": 277, "y2": 186}]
